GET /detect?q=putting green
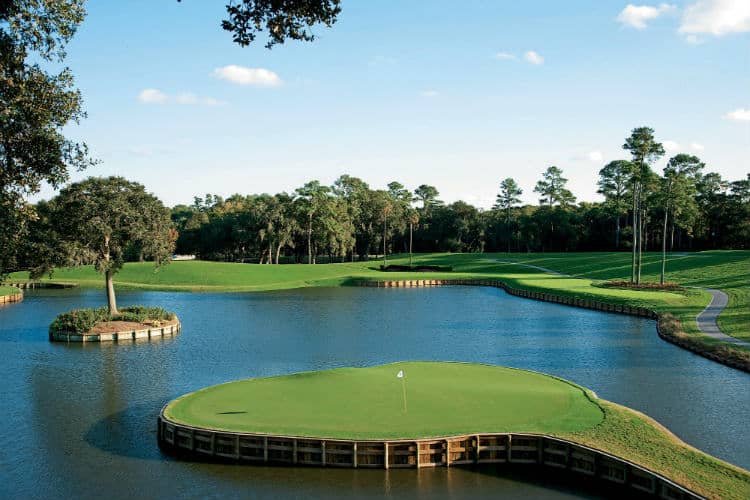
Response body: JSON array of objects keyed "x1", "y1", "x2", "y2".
[{"x1": 164, "y1": 362, "x2": 603, "y2": 439}]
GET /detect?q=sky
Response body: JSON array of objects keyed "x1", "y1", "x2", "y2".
[{"x1": 41, "y1": 0, "x2": 750, "y2": 208}]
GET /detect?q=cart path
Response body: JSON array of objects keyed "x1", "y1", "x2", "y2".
[
  {"x1": 697, "y1": 289, "x2": 750, "y2": 347},
  {"x1": 488, "y1": 259, "x2": 749, "y2": 347}
]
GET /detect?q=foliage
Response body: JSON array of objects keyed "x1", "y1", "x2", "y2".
[
  {"x1": 199, "y1": 0, "x2": 342, "y2": 49},
  {"x1": 0, "y1": 0, "x2": 92, "y2": 278},
  {"x1": 49, "y1": 306, "x2": 175, "y2": 334},
  {"x1": 534, "y1": 166, "x2": 576, "y2": 207}
]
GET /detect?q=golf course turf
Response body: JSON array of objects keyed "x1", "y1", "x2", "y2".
[
  {"x1": 162, "y1": 362, "x2": 750, "y2": 499},
  {"x1": 163, "y1": 362, "x2": 603, "y2": 439}
]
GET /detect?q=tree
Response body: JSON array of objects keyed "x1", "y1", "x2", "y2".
[
  {"x1": 408, "y1": 210, "x2": 419, "y2": 266},
  {"x1": 414, "y1": 184, "x2": 441, "y2": 212},
  {"x1": 0, "y1": 0, "x2": 93, "y2": 277},
  {"x1": 597, "y1": 160, "x2": 632, "y2": 249},
  {"x1": 34, "y1": 177, "x2": 175, "y2": 314},
  {"x1": 494, "y1": 178, "x2": 523, "y2": 253},
  {"x1": 534, "y1": 166, "x2": 576, "y2": 207},
  {"x1": 294, "y1": 180, "x2": 331, "y2": 264},
  {"x1": 181, "y1": 0, "x2": 342, "y2": 49},
  {"x1": 623, "y1": 127, "x2": 664, "y2": 283}
]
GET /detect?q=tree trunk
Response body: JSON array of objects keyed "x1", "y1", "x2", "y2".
[
  {"x1": 631, "y1": 183, "x2": 638, "y2": 283},
  {"x1": 307, "y1": 214, "x2": 313, "y2": 264},
  {"x1": 383, "y1": 215, "x2": 388, "y2": 267},
  {"x1": 275, "y1": 241, "x2": 283, "y2": 264},
  {"x1": 615, "y1": 215, "x2": 620, "y2": 249},
  {"x1": 409, "y1": 222, "x2": 413, "y2": 267},
  {"x1": 661, "y1": 206, "x2": 668, "y2": 285},
  {"x1": 106, "y1": 269, "x2": 118, "y2": 316},
  {"x1": 637, "y1": 207, "x2": 644, "y2": 284}
]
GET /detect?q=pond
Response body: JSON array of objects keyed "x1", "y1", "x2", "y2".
[{"x1": 1, "y1": 286, "x2": 748, "y2": 499}]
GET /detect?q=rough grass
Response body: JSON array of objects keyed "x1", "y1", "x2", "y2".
[
  {"x1": 0, "y1": 285, "x2": 20, "y2": 296},
  {"x1": 165, "y1": 362, "x2": 603, "y2": 439}
]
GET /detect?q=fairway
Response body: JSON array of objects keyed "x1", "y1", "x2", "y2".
[{"x1": 164, "y1": 362, "x2": 603, "y2": 439}]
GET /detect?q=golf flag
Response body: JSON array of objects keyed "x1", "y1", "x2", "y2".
[{"x1": 397, "y1": 370, "x2": 404, "y2": 378}]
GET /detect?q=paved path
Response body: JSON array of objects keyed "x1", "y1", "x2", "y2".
[
  {"x1": 696, "y1": 289, "x2": 750, "y2": 347},
  {"x1": 488, "y1": 259, "x2": 750, "y2": 348}
]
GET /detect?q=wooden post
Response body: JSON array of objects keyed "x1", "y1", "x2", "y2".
[
  {"x1": 263, "y1": 436, "x2": 268, "y2": 462},
  {"x1": 321, "y1": 441, "x2": 326, "y2": 466},
  {"x1": 507, "y1": 435, "x2": 512, "y2": 462},
  {"x1": 475, "y1": 435, "x2": 480, "y2": 464},
  {"x1": 235, "y1": 435, "x2": 240, "y2": 459},
  {"x1": 384, "y1": 443, "x2": 389, "y2": 469},
  {"x1": 415, "y1": 441, "x2": 420, "y2": 468},
  {"x1": 292, "y1": 439, "x2": 297, "y2": 464},
  {"x1": 445, "y1": 439, "x2": 451, "y2": 467},
  {"x1": 353, "y1": 442, "x2": 358, "y2": 468}
]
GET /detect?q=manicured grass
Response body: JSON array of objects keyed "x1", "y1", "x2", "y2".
[
  {"x1": 566, "y1": 400, "x2": 750, "y2": 500},
  {"x1": 9, "y1": 251, "x2": 748, "y2": 344},
  {"x1": 489, "y1": 251, "x2": 750, "y2": 343},
  {"x1": 165, "y1": 362, "x2": 749, "y2": 500},
  {"x1": 0, "y1": 285, "x2": 20, "y2": 296},
  {"x1": 164, "y1": 362, "x2": 603, "y2": 439}
]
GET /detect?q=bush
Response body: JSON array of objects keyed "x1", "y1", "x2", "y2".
[{"x1": 49, "y1": 305, "x2": 176, "y2": 334}]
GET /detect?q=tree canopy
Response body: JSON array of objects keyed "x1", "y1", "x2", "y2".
[
  {"x1": 34, "y1": 177, "x2": 175, "y2": 314},
  {"x1": 0, "y1": 0, "x2": 92, "y2": 278}
]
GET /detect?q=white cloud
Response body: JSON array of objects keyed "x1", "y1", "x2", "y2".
[
  {"x1": 420, "y1": 90, "x2": 439, "y2": 98},
  {"x1": 679, "y1": 0, "x2": 750, "y2": 36},
  {"x1": 617, "y1": 3, "x2": 676, "y2": 29},
  {"x1": 690, "y1": 143, "x2": 705, "y2": 152},
  {"x1": 725, "y1": 108, "x2": 750, "y2": 121},
  {"x1": 685, "y1": 34, "x2": 704, "y2": 44},
  {"x1": 137, "y1": 89, "x2": 225, "y2": 106},
  {"x1": 213, "y1": 65, "x2": 282, "y2": 86},
  {"x1": 588, "y1": 151, "x2": 603, "y2": 162},
  {"x1": 137, "y1": 88, "x2": 168, "y2": 104},
  {"x1": 663, "y1": 140, "x2": 680, "y2": 152},
  {"x1": 524, "y1": 50, "x2": 544, "y2": 65},
  {"x1": 175, "y1": 92, "x2": 198, "y2": 105},
  {"x1": 495, "y1": 52, "x2": 517, "y2": 60}
]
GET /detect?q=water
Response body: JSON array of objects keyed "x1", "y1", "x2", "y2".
[{"x1": 1, "y1": 286, "x2": 748, "y2": 499}]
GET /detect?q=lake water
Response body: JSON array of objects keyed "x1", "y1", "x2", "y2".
[{"x1": 1, "y1": 286, "x2": 748, "y2": 499}]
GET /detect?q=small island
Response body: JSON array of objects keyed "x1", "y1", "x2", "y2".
[
  {"x1": 49, "y1": 305, "x2": 180, "y2": 342},
  {"x1": 159, "y1": 362, "x2": 748, "y2": 500}
]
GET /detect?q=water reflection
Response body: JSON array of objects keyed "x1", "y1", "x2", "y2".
[{"x1": 0, "y1": 286, "x2": 748, "y2": 499}]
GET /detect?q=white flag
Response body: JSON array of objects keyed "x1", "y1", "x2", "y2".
[{"x1": 397, "y1": 370, "x2": 404, "y2": 378}]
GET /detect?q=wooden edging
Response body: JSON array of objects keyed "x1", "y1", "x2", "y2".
[
  {"x1": 1, "y1": 281, "x2": 77, "y2": 289},
  {"x1": 157, "y1": 409, "x2": 705, "y2": 500},
  {"x1": 49, "y1": 318, "x2": 181, "y2": 343},
  {"x1": 0, "y1": 292, "x2": 23, "y2": 305},
  {"x1": 354, "y1": 279, "x2": 749, "y2": 373}
]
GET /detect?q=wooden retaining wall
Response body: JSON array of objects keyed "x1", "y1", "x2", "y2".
[
  {"x1": 50, "y1": 319, "x2": 181, "y2": 342},
  {"x1": 158, "y1": 412, "x2": 704, "y2": 500},
  {"x1": 1, "y1": 281, "x2": 77, "y2": 289},
  {"x1": 0, "y1": 292, "x2": 23, "y2": 305},
  {"x1": 355, "y1": 279, "x2": 749, "y2": 373}
]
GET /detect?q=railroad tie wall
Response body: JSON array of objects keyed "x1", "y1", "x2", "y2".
[
  {"x1": 0, "y1": 292, "x2": 23, "y2": 305},
  {"x1": 158, "y1": 416, "x2": 703, "y2": 500}
]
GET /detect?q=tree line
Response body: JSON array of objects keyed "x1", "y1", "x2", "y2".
[{"x1": 168, "y1": 126, "x2": 748, "y2": 279}]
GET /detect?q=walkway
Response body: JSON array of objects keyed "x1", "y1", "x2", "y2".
[
  {"x1": 697, "y1": 289, "x2": 750, "y2": 347},
  {"x1": 489, "y1": 259, "x2": 750, "y2": 348}
]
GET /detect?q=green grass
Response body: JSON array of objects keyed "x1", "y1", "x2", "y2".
[
  {"x1": 164, "y1": 362, "x2": 603, "y2": 439},
  {"x1": 164, "y1": 361, "x2": 749, "y2": 500},
  {"x1": 0, "y1": 285, "x2": 20, "y2": 296},
  {"x1": 10, "y1": 250, "x2": 749, "y2": 344}
]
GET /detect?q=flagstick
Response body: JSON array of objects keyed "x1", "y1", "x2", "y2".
[{"x1": 401, "y1": 376, "x2": 408, "y2": 414}]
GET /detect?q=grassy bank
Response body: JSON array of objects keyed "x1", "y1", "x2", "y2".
[
  {"x1": 164, "y1": 362, "x2": 749, "y2": 500},
  {"x1": 9, "y1": 251, "x2": 748, "y2": 348},
  {"x1": 0, "y1": 285, "x2": 20, "y2": 296}
]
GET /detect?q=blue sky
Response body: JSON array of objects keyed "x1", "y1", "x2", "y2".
[{"x1": 46, "y1": 0, "x2": 750, "y2": 208}]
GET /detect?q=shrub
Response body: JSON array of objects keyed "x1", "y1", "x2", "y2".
[{"x1": 49, "y1": 305, "x2": 176, "y2": 334}]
